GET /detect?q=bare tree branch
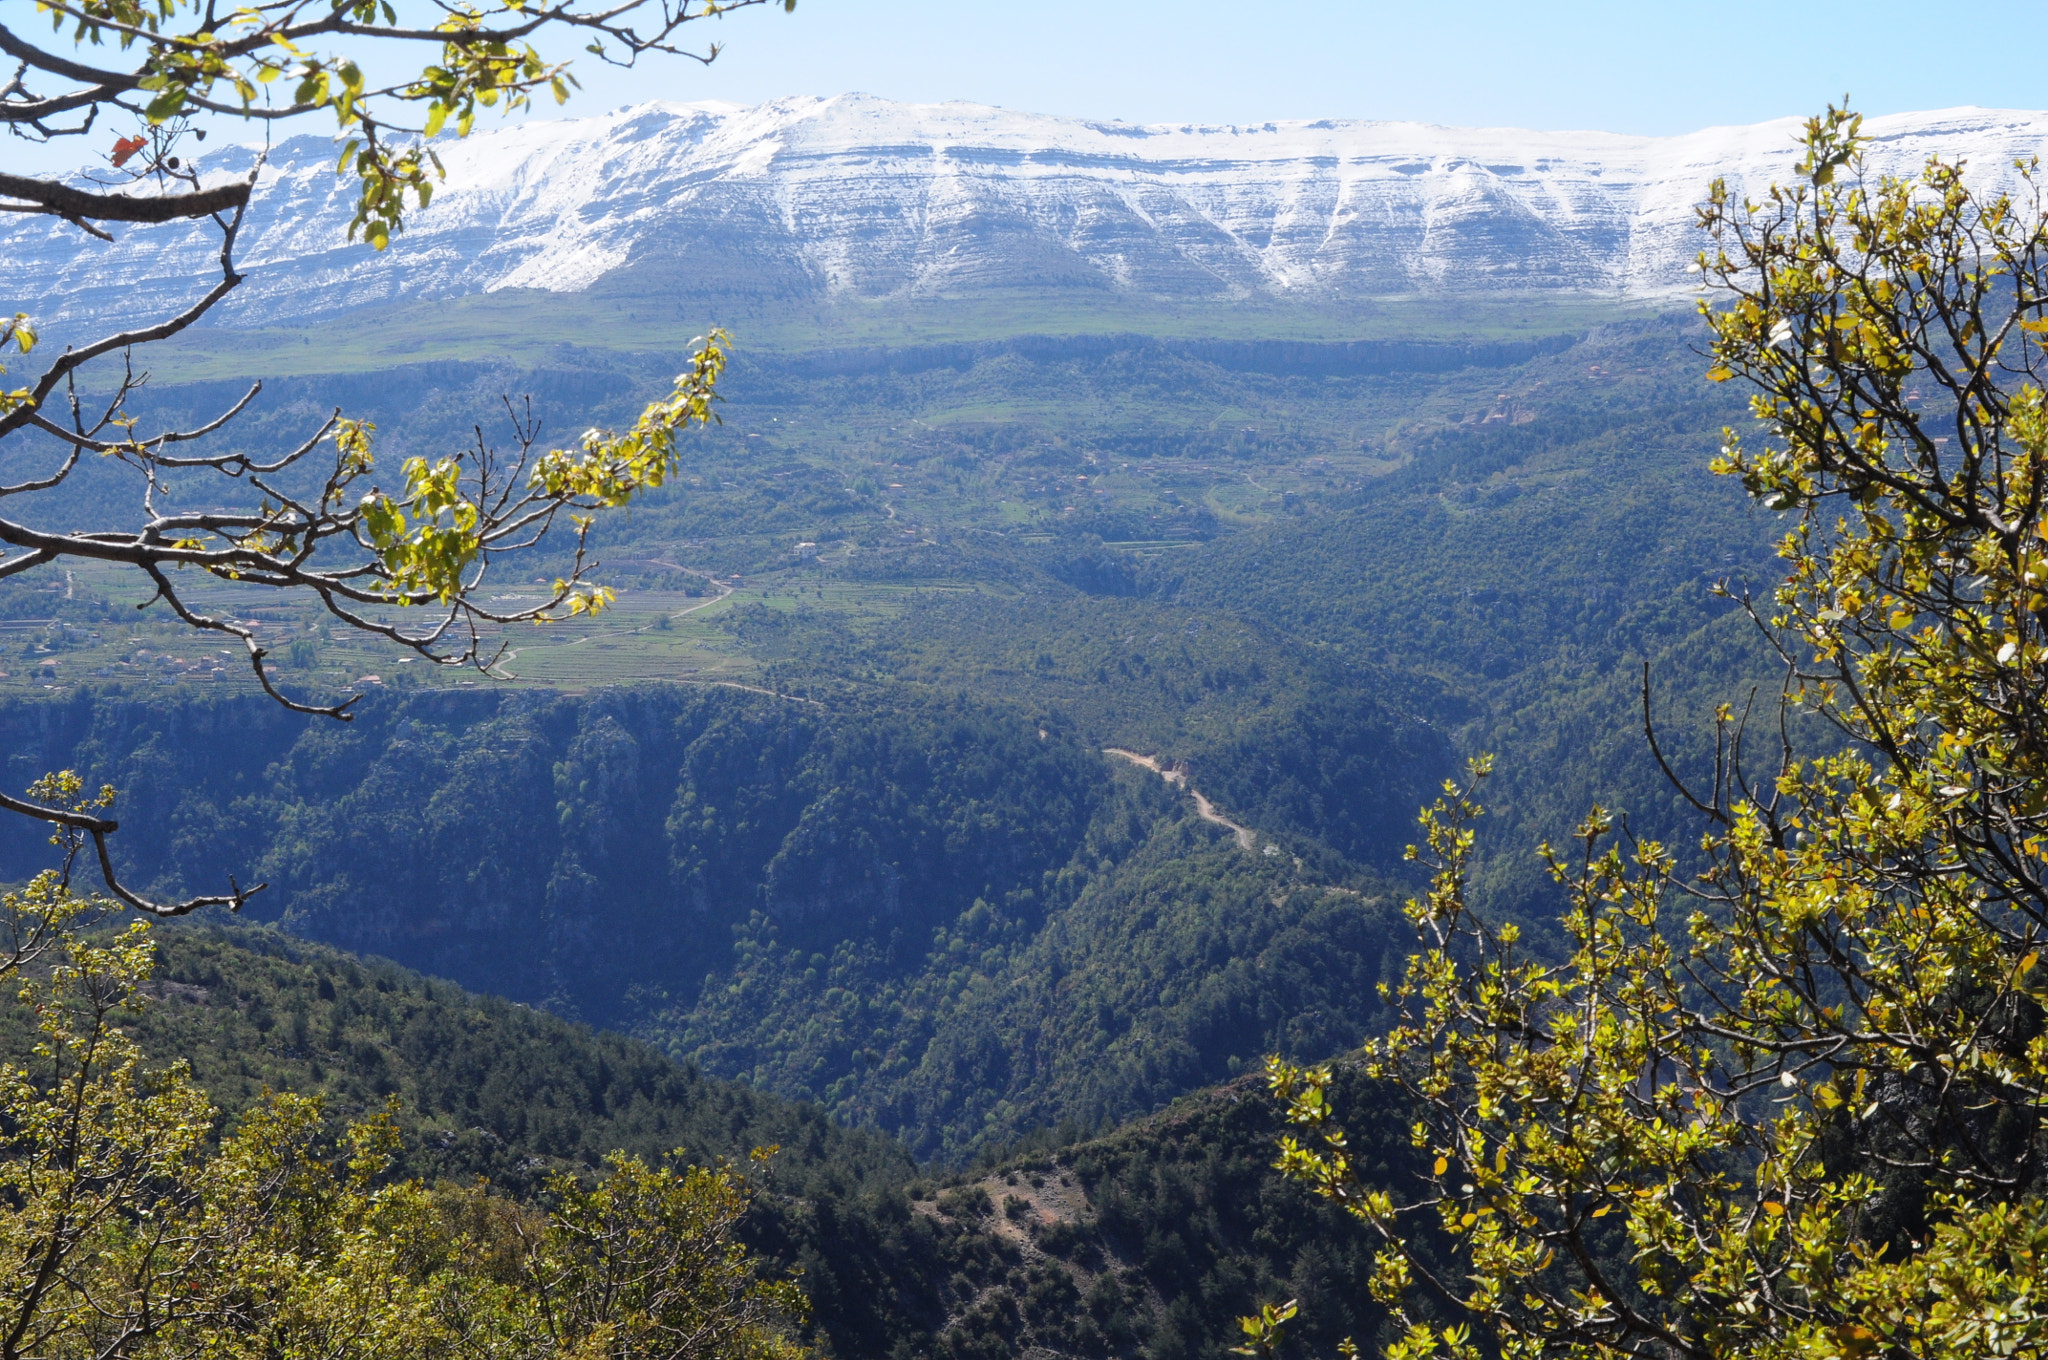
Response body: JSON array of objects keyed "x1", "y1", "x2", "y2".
[
  {"x1": 0, "y1": 788, "x2": 264, "y2": 916},
  {"x1": 0, "y1": 170, "x2": 249, "y2": 223}
]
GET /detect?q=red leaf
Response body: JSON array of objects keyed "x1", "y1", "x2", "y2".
[{"x1": 111, "y1": 135, "x2": 146, "y2": 168}]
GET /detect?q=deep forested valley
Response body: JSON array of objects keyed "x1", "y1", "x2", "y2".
[
  {"x1": 0, "y1": 308, "x2": 1787, "y2": 1357},
  {"x1": 0, "y1": 684, "x2": 1427, "y2": 1162},
  {"x1": 0, "y1": 925, "x2": 1430, "y2": 1360}
]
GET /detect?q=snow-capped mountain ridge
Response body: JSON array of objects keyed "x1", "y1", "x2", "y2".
[{"x1": 7, "y1": 94, "x2": 2048, "y2": 329}]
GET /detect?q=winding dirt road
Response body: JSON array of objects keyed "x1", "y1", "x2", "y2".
[{"x1": 1102, "y1": 747, "x2": 1257, "y2": 851}]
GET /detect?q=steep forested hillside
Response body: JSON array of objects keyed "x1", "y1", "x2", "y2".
[
  {"x1": 22, "y1": 926, "x2": 1432, "y2": 1360},
  {"x1": 670, "y1": 825, "x2": 1411, "y2": 1162},
  {"x1": 1145, "y1": 320, "x2": 1788, "y2": 907},
  {"x1": 696, "y1": 315, "x2": 1781, "y2": 906},
  {"x1": 0, "y1": 682, "x2": 1433, "y2": 1160},
  {"x1": 84, "y1": 927, "x2": 914, "y2": 1196}
]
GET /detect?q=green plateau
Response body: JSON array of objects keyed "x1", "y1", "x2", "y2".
[{"x1": 132, "y1": 281, "x2": 1652, "y2": 384}]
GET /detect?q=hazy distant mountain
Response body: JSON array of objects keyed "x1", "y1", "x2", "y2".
[{"x1": 8, "y1": 95, "x2": 2047, "y2": 330}]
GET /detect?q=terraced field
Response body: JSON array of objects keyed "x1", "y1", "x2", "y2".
[{"x1": 0, "y1": 564, "x2": 993, "y2": 702}]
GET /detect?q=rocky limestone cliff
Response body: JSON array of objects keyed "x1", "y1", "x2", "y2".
[{"x1": 6, "y1": 95, "x2": 2046, "y2": 326}]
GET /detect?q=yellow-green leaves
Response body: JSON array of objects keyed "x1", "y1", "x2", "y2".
[
  {"x1": 530, "y1": 330, "x2": 729, "y2": 506},
  {"x1": 1251, "y1": 100, "x2": 2048, "y2": 1360},
  {"x1": 1258, "y1": 762, "x2": 1863, "y2": 1360},
  {"x1": 2, "y1": 312, "x2": 36, "y2": 356},
  {"x1": 0, "y1": 872, "x2": 213, "y2": 1360},
  {"x1": 3, "y1": 1, "x2": 791, "y2": 697},
  {"x1": 522, "y1": 1148, "x2": 810, "y2": 1360},
  {"x1": 1232, "y1": 1299, "x2": 1300, "y2": 1359},
  {"x1": 1796, "y1": 106, "x2": 1864, "y2": 188},
  {"x1": 0, "y1": 312, "x2": 35, "y2": 418},
  {"x1": 337, "y1": 329, "x2": 727, "y2": 620},
  {"x1": 342, "y1": 141, "x2": 447, "y2": 249},
  {"x1": 0, "y1": 838, "x2": 814, "y2": 1360},
  {"x1": 361, "y1": 457, "x2": 482, "y2": 604},
  {"x1": 36, "y1": 0, "x2": 608, "y2": 250},
  {"x1": 552, "y1": 577, "x2": 615, "y2": 617}
]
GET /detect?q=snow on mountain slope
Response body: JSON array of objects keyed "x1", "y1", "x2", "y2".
[{"x1": 6, "y1": 94, "x2": 2047, "y2": 328}]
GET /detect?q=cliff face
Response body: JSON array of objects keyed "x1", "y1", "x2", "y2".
[
  {"x1": 0, "y1": 686, "x2": 1106, "y2": 1018},
  {"x1": 0, "y1": 678, "x2": 1447, "y2": 1159},
  {"x1": 7, "y1": 96, "x2": 2046, "y2": 325}
]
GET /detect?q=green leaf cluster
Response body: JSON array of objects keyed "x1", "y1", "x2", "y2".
[
  {"x1": 1253, "y1": 104, "x2": 2048, "y2": 1360},
  {"x1": 0, "y1": 864, "x2": 811, "y2": 1360}
]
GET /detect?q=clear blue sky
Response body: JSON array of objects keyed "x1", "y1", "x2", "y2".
[
  {"x1": 587, "y1": 0, "x2": 2044, "y2": 134},
  {"x1": 9, "y1": 0, "x2": 2042, "y2": 175}
]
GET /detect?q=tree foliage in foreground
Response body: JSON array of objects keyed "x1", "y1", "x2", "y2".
[
  {"x1": 0, "y1": 0, "x2": 791, "y2": 912},
  {"x1": 1250, "y1": 106, "x2": 2048, "y2": 1360},
  {"x1": 0, "y1": 821, "x2": 808, "y2": 1360}
]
